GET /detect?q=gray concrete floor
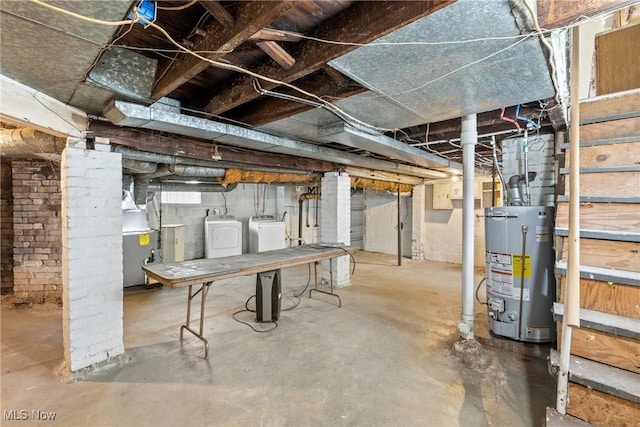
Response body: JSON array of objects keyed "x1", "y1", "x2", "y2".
[{"x1": 2, "y1": 251, "x2": 555, "y2": 426}]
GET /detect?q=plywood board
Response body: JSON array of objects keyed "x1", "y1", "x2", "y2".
[
  {"x1": 559, "y1": 277, "x2": 640, "y2": 319},
  {"x1": 567, "y1": 383, "x2": 640, "y2": 427},
  {"x1": 579, "y1": 117, "x2": 640, "y2": 142},
  {"x1": 595, "y1": 24, "x2": 640, "y2": 96},
  {"x1": 563, "y1": 171, "x2": 640, "y2": 198},
  {"x1": 556, "y1": 202, "x2": 640, "y2": 234},
  {"x1": 561, "y1": 238, "x2": 640, "y2": 272},
  {"x1": 558, "y1": 325, "x2": 640, "y2": 373},
  {"x1": 565, "y1": 142, "x2": 640, "y2": 168},
  {"x1": 580, "y1": 89, "x2": 640, "y2": 123}
]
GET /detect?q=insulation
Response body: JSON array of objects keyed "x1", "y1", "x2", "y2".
[
  {"x1": 350, "y1": 177, "x2": 412, "y2": 193},
  {"x1": 219, "y1": 168, "x2": 320, "y2": 186}
]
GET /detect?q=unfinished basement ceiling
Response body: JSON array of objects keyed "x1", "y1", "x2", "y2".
[{"x1": 0, "y1": 0, "x2": 561, "y2": 179}]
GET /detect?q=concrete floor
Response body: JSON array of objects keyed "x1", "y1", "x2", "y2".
[{"x1": 2, "y1": 251, "x2": 555, "y2": 426}]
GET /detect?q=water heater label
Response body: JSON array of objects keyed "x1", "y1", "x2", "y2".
[
  {"x1": 139, "y1": 233, "x2": 150, "y2": 246},
  {"x1": 536, "y1": 226, "x2": 549, "y2": 243},
  {"x1": 512, "y1": 255, "x2": 531, "y2": 278}
]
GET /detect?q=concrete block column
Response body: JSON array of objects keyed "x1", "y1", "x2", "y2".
[
  {"x1": 61, "y1": 146, "x2": 124, "y2": 372},
  {"x1": 320, "y1": 172, "x2": 351, "y2": 288},
  {"x1": 411, "y1": 184, "x2": 425, "y2": 260}
]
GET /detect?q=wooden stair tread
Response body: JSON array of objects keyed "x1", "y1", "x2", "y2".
[
  {"x1": 554, "y1": 228, "x2": 640, "y2": 243},
  {"x1": 549, "y1": 349, "x2": 640, "y2": 403},
  {"x1": 580, "y1": 88, "x2": 640, "y2": 125},
  {"x1": 553, "y1": 302, "x2": 640, "y2": 340},
  {"x1": 554, "y1": 261, "x2": 640, "y2": 287}
]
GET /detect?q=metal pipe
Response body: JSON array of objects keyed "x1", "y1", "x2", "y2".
[
  {"x1": 457, "y1": 114, "x2": 477, "y2": 340},
  {"x1": 298, "y1": 198, "x2": 303, "y2": 246},
  {"x1": 523, "y1": 129, "x2": 531, "y2": 205},
  {"x1": 517, "y1": 225, "x2": 528, "y2": 339},
  {"x1": 397, "y1": 182, "x2": 402, "y2": 267},
  {"x1": 557, "y1": 24, "x2": 581, "y2": 415},
  {"x1": 168, "y1": 164, "x2": 225, "y2": 177},
  {"x1": 147, "y1": 182, "x2": 237, "y2": 193}
]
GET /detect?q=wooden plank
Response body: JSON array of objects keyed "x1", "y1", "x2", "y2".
[
  {"x1": 557, "y1": 325, "x2": 640, "y2": 374},
  {"x1": 554, "y1": 303, "x2": 640, "y2": 339},
  {"x1": 198, "y1": 0, "x2": 234, "y2": 28},
  {"x1": 250, "y1": 28, "x2": 302, "y2": 43},
  {"x1": 580, "y1": 88, "x2": 640, "y2": 124},
  {"x1": 537, "y1": 0, "x2": 638, "y2": 28},
  {"x1": 565, "y1": 142, "x2": 640, "y2": 168},
  {"x1": 204, "y1": 0, "x2": 455, "y2": 115},
  {"x1": 550, "y1": 349, "x2": 640, "y2": 403},
  {"x1": 143, "y1": 245, "x2": 355, "y2": 288},
  {"x1": 595, "y1": 24, "x2": 640, "y2": 96},
  {"x1": 567, "y1": 383, "x2": 640, "y2": 427},
  {"x1": 256, "y1": 41, "x2": 296, "y2": 70},
  {"x1": 151, "y1": 1, "x2": 299, "y2": 99},
  {"x1": 563, "y1": 171, "x2": 640, "y2": 198},
  {"x1": 556, "y1": 201, "x2": 640, "y2": 234},
  {"x1": 579, "y1": 117, "x2": 640, "y2": 142},
  {"x1": 560, "y1": 237, "x2": 640, "y2": 272},
  {"x1": 559, "y1": 276, "x2": 640, "y2": 319},
  {"x1": 555, "y1": 261, "x2": 640, "y2": 287},
  {"x1": 545, "y1": 407, "x2": 593, "y2": 427}
]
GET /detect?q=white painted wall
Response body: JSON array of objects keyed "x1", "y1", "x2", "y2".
[
  {"x1": 62, "y1": 146, "x2": 124, "y2": 372},
  {"x1": 501, "y1": 133, "x2": 557, "y2": 207},
  {"x1": 423, "y1": 184, "x2": 486, "y2": 267},
  {"x1": 362, "y1": 189, "x2": 412, "y2": 257},
  {"x1": 157, "y1": 184, "x2": 320, "y2": 260}
]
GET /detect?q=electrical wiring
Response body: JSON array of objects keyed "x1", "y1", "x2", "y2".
[
  {"x1": 157, "y1": 0, "x2": 198, "y2": 11},
  {"x1": 29, "y1": 0, "x2": 136, "y2": 26},
  {"x1": 276, "y1": 29, "x2": 547, "y2": 47},
  {"x1": 232, "y1": 295, "x2": 278, "y2": 333},
  {"x1": 306, "y1": 243, "x2": 356, "y2": 275}
]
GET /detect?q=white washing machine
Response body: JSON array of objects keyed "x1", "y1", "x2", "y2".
[
  {"x1": 204, "y1": 215, "x2": 242, "y2": 258},
  {"x1": 248, "y1": 215, "x2": 286, "y2": 253}
]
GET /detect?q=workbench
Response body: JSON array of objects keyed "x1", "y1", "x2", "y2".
[{"x1": 142, "y1": 244, "x2": 352, "y2": 358}]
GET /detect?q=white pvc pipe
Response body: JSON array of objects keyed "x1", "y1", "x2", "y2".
[
  {"x1": 458, "y1": 114, "x2": 477, "y2": 340},
  {"x1": 557, "y1": 24, "x2": 581, "y2": 415}
]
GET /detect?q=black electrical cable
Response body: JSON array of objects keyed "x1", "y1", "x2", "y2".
[
  {"x1": 306, "y1": 243, "x2": 357, "y2": 275},
  {"x1": 475, "y1": 277, "x2": 487, "y2": 305},
  {"x1": 232, "y1": 295, "x2": 277, "y2": 333}
]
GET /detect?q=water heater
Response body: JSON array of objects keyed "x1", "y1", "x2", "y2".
[{"x1": 485, "y1": 206, "x2": 556, "y2": 343}]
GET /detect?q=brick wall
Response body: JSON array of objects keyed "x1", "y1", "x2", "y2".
[
  {"x1": 1, "y1": 160, "x2": 13, "y2": 294},
  {"x1": 62, "y1": 147, "x2": 124, "y2": 371},
  {"x1": 11, "y1": 160, "x2": 62, "y2": 305}
]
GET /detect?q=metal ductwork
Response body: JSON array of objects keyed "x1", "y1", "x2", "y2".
[
  {"x1": 147, "y1": 182, "x2": 237, "y2": 193},
  {"x1": 122, "y1": 158, "x2": 158, "y2": 174},
  {"x1": 104, "y1": 100, "x2": 455, "y2": 180}
]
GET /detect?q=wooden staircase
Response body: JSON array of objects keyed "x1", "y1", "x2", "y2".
[{"x1": 550, "y1": 89, "x2": 640, "y2": 426}]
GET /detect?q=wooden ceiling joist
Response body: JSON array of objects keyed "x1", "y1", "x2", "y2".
[
  {"x1": 256, "y1": 41, "x2": 296, "y2": 70},
  {"x1": 537, "y1": 0, "x2": 639, "y2": 28},
  {"x1": 151, "y1": 1, "x2": 300, "y2": 99},
  {"x1": 88, "y1": 123, "x2": 334, "y2": 173},
  {"x1": 198, "y1": 0, "x2": 234, "y2": 28},
  {"x1": 203, "y1": 0, "x2": 456, "y2": 116}
]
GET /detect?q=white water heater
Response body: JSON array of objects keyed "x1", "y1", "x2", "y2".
[{"x1": 485, "y1": 206, "x2": 556, "y2": 343}]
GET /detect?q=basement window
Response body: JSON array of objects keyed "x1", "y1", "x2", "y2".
[{"x1": 161, "y1": 191, "x2": 201, "y2": 205}]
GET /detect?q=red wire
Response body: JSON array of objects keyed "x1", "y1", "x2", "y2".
[{"x1": 501, "y1": 107, "x2": 521, "y2": 131}]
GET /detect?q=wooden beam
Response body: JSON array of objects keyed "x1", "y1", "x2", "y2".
[
  {"x1": 87, "y1": 122, "x2": 334, "y2": 173},
  {"x1": 537, "y1": 0, "x2": 638, "y2": 28},
  {"x1": 198, "y1": 0, "x2": 234, "y2": 28},
  {"x1": 230, "y1": 71, "x2": 366, "y2": 126},
  {"x1": 204, "y1": 0, "x2": 456, "y2": 115},
  {"x1": 250, "y1": 28, "x2": 302, "y2": 43},
  {"x1": 151, "y1": 1, "x2": 299, "y2": 99},
  {"x1": 256, "y1": 41, "x2": 296, "y2": 70}
]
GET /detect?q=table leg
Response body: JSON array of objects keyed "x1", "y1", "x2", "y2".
[
  {"x1": 179, "y1": 282, "x2": 212, "y2": 359},
  {"x1": 309, "y1": 257, "x2": 342, "y2": 307}
]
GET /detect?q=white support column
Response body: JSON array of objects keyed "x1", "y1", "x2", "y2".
[
  {"x1": 411, "y1": 184, "x2": 425, "y2": 260},
  {"x1": 320, "y1": 172, "x2": 351, "y2": 287},
  {"x1": 61, "y1": 146, "x2": 124, "y2": 372},
  {"x1": 458, "y1": 114, "x2": 477, "y2": 340}
]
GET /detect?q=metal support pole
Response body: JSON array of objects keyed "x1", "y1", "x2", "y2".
[
  {"x1": 397, "y1": 182, "x2": 402, "y2": 266},
  {"x1": 557, "y1": 24, "x2": 581, "y2": 415},
  {"x1": 457, "y1": 114, "x2": 477, "y2": 340}
]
